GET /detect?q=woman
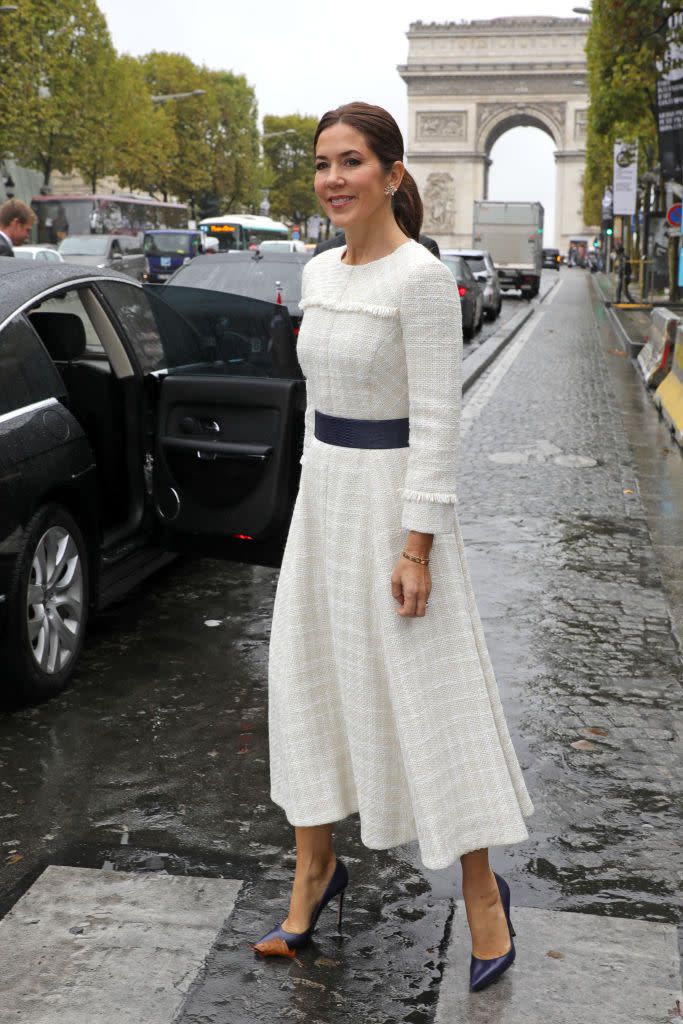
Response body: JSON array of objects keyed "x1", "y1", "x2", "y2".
[{"x1": 253, "y1": 102, "x2": 534, "y2": 993}]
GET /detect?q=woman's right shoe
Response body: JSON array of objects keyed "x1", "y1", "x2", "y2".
[
  {"x1": 469, "y1": 872, "x2": 516, "y2": 992},
  {"x1": 251, "y1": 858, "x2": 349, "y2": 958}
]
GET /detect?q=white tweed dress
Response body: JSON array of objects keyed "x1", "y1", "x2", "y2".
[{"x1": 268, "y1": 239, "x2": 533, "y2": 870}]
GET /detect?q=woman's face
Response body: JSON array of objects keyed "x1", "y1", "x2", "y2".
[{"x1": 314, "y1": 123, "x2": 400, "y2": 229}]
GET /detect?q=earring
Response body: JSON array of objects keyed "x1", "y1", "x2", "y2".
[{"x1": 384, "y1": 184, "x2": 397, "y2": 197}]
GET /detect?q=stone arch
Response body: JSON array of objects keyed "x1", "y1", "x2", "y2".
[
  {"x1": 478, "y1": 106, "x2": 563, "y2": 201},
  {"x1": 478, "y1": 106, "x2": 563, "y2": 154},
  {"x1": 399, "y1": 16, "x2": 598, "y2": 251}
]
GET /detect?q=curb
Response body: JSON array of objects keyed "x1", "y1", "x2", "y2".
[
  {"x1": 589, "y1": 274, "x2": 643, "y2": 359},
  {"x1": 462, "y1": 277, "x2": 559, "y2": 394}
]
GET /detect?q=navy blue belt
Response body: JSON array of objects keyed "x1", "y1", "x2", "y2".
[{"x1": 314, "y1": 410, "x2": 409, "y2": 449}]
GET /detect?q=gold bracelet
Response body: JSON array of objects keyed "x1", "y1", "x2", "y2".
[{"x1": 401, "y1": 549, "x2": 430, "y2": 566}]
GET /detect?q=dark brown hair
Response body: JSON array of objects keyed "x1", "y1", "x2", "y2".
[{"x1": 314, "y1": 101, "x2": 423, "y2": 241}]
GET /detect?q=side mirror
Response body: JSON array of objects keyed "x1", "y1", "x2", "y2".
[{"x1": 112, "y1": 251, "x2": 123, "y2": 260}]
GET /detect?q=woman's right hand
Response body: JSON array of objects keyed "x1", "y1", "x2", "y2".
[{"x1": 391, "y1": 558, "x2": 432, "y2": 617}]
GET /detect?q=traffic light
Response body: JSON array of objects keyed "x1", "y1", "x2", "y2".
[
  {"x1": 593, "y1": 239, "x2": 599, "y2": 248},
  {"x1": 605, "y1": 226, "x2": 613, "y2": 236}
]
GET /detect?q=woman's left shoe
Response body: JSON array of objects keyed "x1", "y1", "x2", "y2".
[
  {"x1": 251, "y1": 859, "x2": 349, "y2": 958},
  {"x1": 469, "y1": 872, "x2": 516, "y2": 993}
]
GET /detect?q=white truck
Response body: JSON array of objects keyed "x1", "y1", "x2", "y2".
[{"x1": 472, "y1": 201, "x2": 544, "y2": 299}]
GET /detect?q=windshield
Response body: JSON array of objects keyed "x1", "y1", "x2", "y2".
[
  {"x1": 259, "y1": 240, "x2": 293, "y2": 251},
  {"x1": 58, "y1": 235, "x2": 109, "y2": 255},
  {"x1": 144, "y1": 232, "x2": 198, "y2": 256}
]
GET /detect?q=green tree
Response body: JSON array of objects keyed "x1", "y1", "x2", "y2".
[
  {"x1": 262, "y1": 113, "x2": 319, "y2": 227},
  {"x1": 109, "y1": 57, "x2": 178, "y2": 197},
  {"x1": 0, "y1": 0, "x2": 116, "y2": 187},
  {"x1": 138, "y1": 51, "x2": 213, "y2": 209},
  {"x1": 197, "y1": 69, "x2": 260, "y2": 218},
  {"x1": 583, "y1": 1, "x2": 683, "y2": 223}
]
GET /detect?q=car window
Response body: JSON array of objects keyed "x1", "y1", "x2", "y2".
[
  {"x1": 30, "y1": 289, "x2": 108, "y2": 356},
  {"x1": 0, "y1": 315, "x2": 65, "y2": 415},
  {"x1": 97, "y1": 281, "x2": 165, "y2": 374},
  {"x1": 58, "y1": 236, "x2": 109, "y2": 256},
  {"x1": 144, "y1": 285, "x2": 301, "y2": 379},
  {"x1": 462, "y1": 255, "x2": 487, "y2": 274},
  {"x1": 259, "y1": 240, "x2": 293, "y2": 252},
  {"x1": 47, "y1": 250, "x2": 61, "y2": 261},
  {"x1": 441, "y1": 256, "x2": 465, "y2": 281},
  {"x1": 120, "y1": 236, "x2": 143, "y2": 254},
  {"x1": 460, "y1": 261, "x2": 476, "y2": 285},
  {"x1": 168, "y1": 254, "x2": 309, "y2": 309}
]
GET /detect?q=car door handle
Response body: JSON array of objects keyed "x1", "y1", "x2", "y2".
[
  {"x1": 179, "y1": 416, "x2": 221, "y2": 435},
  {"x1": 162, "y1": 436, "x2": 273, "y2": 461}
]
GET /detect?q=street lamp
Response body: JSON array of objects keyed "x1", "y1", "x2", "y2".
[
  {"x1": 572, "y1": 6, "x2": 591, "y2": 14},
  {"x1": 150, "y1": 90, "x2": 206, "y2": 103},
  {"x1": 262, "y1": 129, "x2": 297, "y2": 140}
]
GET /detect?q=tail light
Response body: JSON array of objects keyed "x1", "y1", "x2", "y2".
[
  {"x1": 232, "y1": 533, "x2": 254, "y2": 540},
  {"x1": 458, "y1": 285, "x2": 467, "y2": 298},
  {"x1": 293, "y1": 326, "x2": 300, "y2": 337}
]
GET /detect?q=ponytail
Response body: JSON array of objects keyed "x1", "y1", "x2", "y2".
[{"x1": 393, "y1": 170, "x2": 422, "y2": 241}]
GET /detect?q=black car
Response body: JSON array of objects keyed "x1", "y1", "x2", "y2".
[
  {"x1": 542, "y1": 248, "x2": 561, "y2": 271},
  {"x1": 440, "y1": 254, "x2": 484, "y2": 340},
  {"x1": 166, "y1": 250, "x2": 311, "y2": 334},
  {"x1": 0, "y1": 260, "x2": 304, "y2": 706}
]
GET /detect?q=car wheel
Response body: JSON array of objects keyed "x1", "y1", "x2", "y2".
[
  {"x1": 3, "y1": 504, "x2": 90, "y2": 706},
  {"x1": 463, "y1": 313, "x2": 475, "y2": 340}
]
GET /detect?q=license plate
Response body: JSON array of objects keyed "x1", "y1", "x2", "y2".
[{"x1": 161, "y1": 257, "x2": 171, "y2": 267}]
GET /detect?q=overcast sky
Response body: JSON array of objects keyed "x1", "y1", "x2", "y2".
[{"x1": 96, "y1": 0, "x2": 587, "y2": 244}]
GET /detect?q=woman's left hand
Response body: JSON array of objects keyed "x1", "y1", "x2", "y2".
[{"x1": 391, "y1": 559, "x2": 432, "y2": 617}]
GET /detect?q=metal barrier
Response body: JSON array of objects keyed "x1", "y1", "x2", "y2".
[
  {"x1": 637, "y1": 307, "x2": 679, "y2": 388},
  {"x1": 654, "y1": 320, "x2": 683, "y2": 447}
]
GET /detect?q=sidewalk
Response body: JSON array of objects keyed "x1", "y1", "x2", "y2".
[{"x1": 590, "y1": 269, "x2": 683, "y2": 644}]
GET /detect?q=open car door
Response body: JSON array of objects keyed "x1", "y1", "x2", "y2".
[{"x1": 144, "y1": 284, "x2": 305, "y2": 568}]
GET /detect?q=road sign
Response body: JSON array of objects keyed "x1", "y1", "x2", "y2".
[{"x1": 666, "y1": 202, "x2": 682, "y2": 228}]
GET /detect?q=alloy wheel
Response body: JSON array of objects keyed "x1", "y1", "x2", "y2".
[{"x1": 26, "y1": 526, "x2": 84, "y2": 674}]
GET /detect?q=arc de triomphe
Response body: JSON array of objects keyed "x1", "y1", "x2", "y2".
[{"x1": 399, "y1": 17, "x2": 598, "y2": 252}]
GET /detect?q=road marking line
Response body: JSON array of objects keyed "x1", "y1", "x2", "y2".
[
  {"x1": 461, "y1": 279, "x2": 564, "y2": 438},
  {"x1": 1, "y1": 865, "x2": 242, "y2": 1023}
]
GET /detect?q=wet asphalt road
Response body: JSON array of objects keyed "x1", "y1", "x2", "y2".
[{"x1": 1, "y1": 269, "x2": 681, "y2": 1022}]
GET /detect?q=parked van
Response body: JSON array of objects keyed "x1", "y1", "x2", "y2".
[{"x1": 143, "y1": 229, "x2": 203, "y2": 283}]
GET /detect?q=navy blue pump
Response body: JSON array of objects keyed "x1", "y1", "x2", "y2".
[
  {"x1": 469, "y1": 872, "x2": 517, "y2": 992},
  {"x1": 252, "y1": 859, "x2": 349, "y2": 957}
]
